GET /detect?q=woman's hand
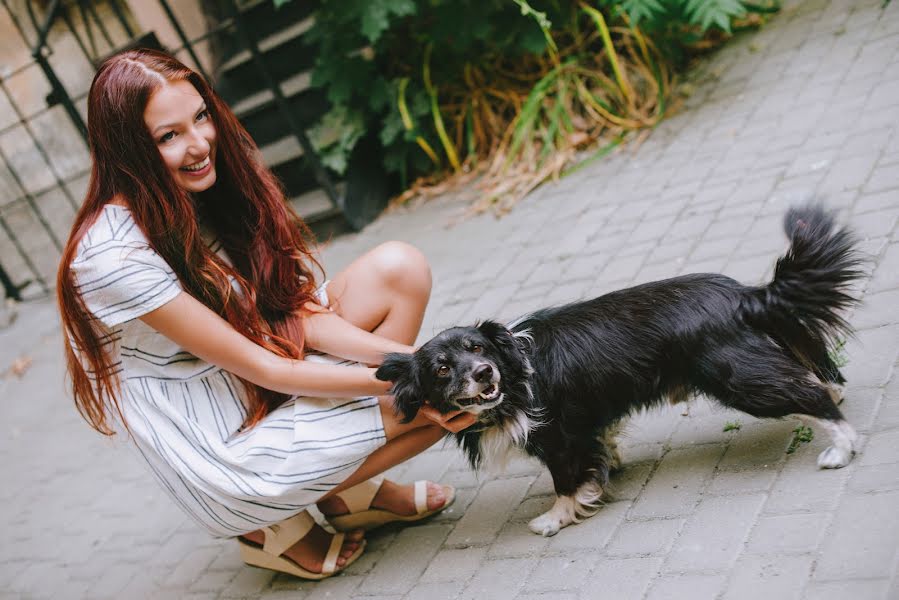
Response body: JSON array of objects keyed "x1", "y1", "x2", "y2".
[{"x1": 418, "y1": 405, "x2": 479, "y2": 433}]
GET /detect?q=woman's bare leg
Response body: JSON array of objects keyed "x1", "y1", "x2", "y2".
[
  {"x1": 240, "y1": 242, "x2": 440, "y2": 572},
  {"x1": 325, "y1": 240, "x2": 432, "y2": 345},
  {"x1": 317, "y1": 241, "x2": 450, "y2": 515}
]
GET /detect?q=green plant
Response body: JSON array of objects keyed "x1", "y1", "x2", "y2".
[
  {"x1": 829, "y1": 337, "x2": 849, "y2": 369},
  {"x1": 787, "y1": 425, "x2": 815, "y2": 454},
  {"x1": 723, "y1": 420, "x2": 742, "y2": 432},
  {"x1": 278, "y1": 0, "x2": 779, "y2": 208}
]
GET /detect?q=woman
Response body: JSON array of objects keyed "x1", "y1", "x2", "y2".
[{"x1": 56, "y1": 49, "x2": 476, "y2": 580}]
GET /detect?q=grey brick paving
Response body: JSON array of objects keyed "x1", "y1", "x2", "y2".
[{"x1": 4, "y1": 0, "x2": 899, "y2": 598}]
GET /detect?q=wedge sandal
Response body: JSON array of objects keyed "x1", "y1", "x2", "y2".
[
  {"x1": 238, "y1": 510, "x2": 365, "y2": 579},
  {"x1": 327, "y1": 475, "x2": 456, "y2": 532}
]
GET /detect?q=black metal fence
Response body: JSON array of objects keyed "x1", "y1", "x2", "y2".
[{"x1": 0, "y1": 0, "x2": 346, "y2": 302}]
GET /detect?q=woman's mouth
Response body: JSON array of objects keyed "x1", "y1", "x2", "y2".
[{"x1": 180, "y1": 156, "x2": 211, "y2": 176}]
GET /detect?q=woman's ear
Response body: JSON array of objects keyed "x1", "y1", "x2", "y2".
[{"x1": 375, "y1": 353, "x2": 422, "y2": 424}]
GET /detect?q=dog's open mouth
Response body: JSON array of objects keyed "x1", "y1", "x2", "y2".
[{"x1": 457, "y1": 383, "x2": 501, "y2": 407}]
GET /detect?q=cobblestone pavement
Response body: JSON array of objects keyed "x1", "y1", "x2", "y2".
[{"x1": 3, "y1": 0, "x2": 899, "y2": 598}]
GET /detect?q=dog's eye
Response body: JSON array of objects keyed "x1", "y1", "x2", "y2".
[
  {"x1": 471, "y1": 344, "x2": 483, "y2": 354},
  {"x1": 436, "y1": 365, "x2": 450, "y2": 377}
]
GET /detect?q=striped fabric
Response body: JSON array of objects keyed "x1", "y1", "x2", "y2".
[{"x1": 70, "y1": 205, "x2": 386, "y2": 536}]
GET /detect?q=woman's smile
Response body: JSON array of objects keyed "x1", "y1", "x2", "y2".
[{"x1": 143, "y1": 79, "x2": 217, "y2": 193}]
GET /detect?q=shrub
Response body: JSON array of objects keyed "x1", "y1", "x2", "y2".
[{"x1": 278, "y1": 0, "x2": 779, "y2": 210}]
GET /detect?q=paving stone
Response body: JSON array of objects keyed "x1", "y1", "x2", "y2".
[
  {"x1": 629, "y1": 445, "x2": 726, "y2": 519},
  {"x1": 524, "y1": 554, "x2": 599, "y2": 592},
  {"x1": 420, "y1": 547, "x2": 488, "y2": 584},
  {"x1": 745, "y1": 512, "x2": 830, "y2": 555},
  {"x1": 517, "y1": 593, "x2": 578, "y2": 600},
  {"x1": 723, "y1": 555, "x2": 814, "y2": 600},
  {"x1": 645, "y1": 573, "x2": 727, "y2": 600},
  {"x1": 488, "y1": 516, "x2": 552, "y2": 558},
  {"x1": 847, "y1": 462, "x2": 899, "y2": 495},
  {"x1": 361, "y1": 524, "x2": 452, "y2": 595},
  {"x1": 605, "y1": 464, "x2": 654, "y2": 501},
  {"x1": 585, "y1": 557, "x2": 663, "y2": 599},
  {"x1": 842, "y1": 325, "x2": 899, "y2": 388},
  {"x1": 302, "y1": 574, "x2": 364, "y2": 600},
  {"x1": 445, "y1": 478, "x2": 532, "y2": 547},
  {"x1": 404, "y1": 581, "x2": 462, "y2": 600},
  {"x1": 457, "y1": 558, "x2": 537, "y2": 600},
  {"x1": 874, "y1": 364, "x2": 899, "y2": 427},
  {"x1": 865, "y1": 243, "x2": 899, "y2": 293},
  {"x1": 815, "y1": 491, "x2": 899, "y2": 580},
  {"x1": 605, "y1": 518, "x2": 684, "y2": 557},
  {"x1": 705, "y1": 465, "x2": 778, "y2": 496},
  {"x1": 717, "y1": 419, "x2": 794, "y2": 471},
  {"x1": 859, "y1": 428, "x2": 899, "y2": 466},
  {"x1": 803, "y1": 579, "x2": 892, "y2": 600},
  {"x1": 665, "y1": 494, "x2": 765, "y2": 572}
]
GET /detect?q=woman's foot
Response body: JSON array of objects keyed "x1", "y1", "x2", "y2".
[
  {"x1": 240, "y1": 524, "x2": 364, "y2": 574},
  {"x1": 318, "y1": 479, "x2": 448, "y2": 518}
]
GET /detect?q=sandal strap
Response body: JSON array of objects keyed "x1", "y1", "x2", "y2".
[
  {"x1": 321, "y1": 532, "x2": 345, "y2": 575},
  {"x1": 414, "y1": 480, "x2": 429, "y2": 515},
  {"x1": 261, "y1": 510, "x2": 316, "y2": 557},
  {"x1": 338, "y1": 474, "x2": 385, "y2": 514}
]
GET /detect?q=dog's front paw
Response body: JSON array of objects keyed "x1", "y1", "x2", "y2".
[
  {"x1": 529, "y1": 512, "x2": 564, "y2": 537},
  {"x1": 817, "y1": 445, "x2": 853, "y2": 469}
]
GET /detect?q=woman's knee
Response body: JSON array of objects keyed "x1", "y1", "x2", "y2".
[{"x1": 369, "y1": 241, "x2": 431, "y2": 297}]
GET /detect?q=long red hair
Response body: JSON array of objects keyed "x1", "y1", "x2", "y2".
[{"x1": 57, "y1": 49, "x2": 321, "y2": 435}]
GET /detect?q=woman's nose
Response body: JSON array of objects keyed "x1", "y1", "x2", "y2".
[{"x1": 185, "y1": 127, "x2": 210, "y2": 156}]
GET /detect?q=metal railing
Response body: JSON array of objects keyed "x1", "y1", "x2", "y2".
[{"x1": 0, "y1": 0, "x2": 339, "y2": 301}]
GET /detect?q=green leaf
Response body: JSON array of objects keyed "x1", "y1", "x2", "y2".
[
  {"x1": 685, "y1": 0, "x2": 747, "y2": 32},
  {"x1": 308, "y1": 106, "x2": 366, "y2": 175},
  {"x1": 619, "y1": 0, "x2": 668, "y2": 27},
  {"x1": 359, "y1": 0, "x2": 416, "y2": 43}
]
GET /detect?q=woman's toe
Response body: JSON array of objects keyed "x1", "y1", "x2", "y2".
[{"x1": 427, "y1": 482, "x2": 446, "y2": 510}]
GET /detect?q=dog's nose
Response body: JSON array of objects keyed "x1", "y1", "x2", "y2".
[{"x1": 473, "y1": 364, "x2": 493, "y2": 383}]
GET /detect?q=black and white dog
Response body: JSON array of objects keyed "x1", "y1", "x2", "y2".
[{"x1": 376, "y1": 206, "x2": 863, "y2": 536}]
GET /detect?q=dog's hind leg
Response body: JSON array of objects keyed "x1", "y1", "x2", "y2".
[
  {"x1": 795, "y1": 415, "x2": 858, "y2": 468},
  {"x1": 695, "y1": 340, "x2": 857, "y2": 469}
]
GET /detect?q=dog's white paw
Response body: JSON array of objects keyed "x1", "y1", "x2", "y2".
[
  {"x1": 529, "y1": 512, "x2": 564, "y2": 537},
  {"x1": 817, "y1": 445, "x2": 853, "y2": 469}
]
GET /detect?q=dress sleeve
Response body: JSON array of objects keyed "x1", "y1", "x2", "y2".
[{"x1": 71, "y1": 225, "x2": 182, "y2": 328}]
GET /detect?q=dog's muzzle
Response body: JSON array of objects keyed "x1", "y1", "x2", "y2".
[{"x1": 454, "y1": 363, "x2": 503, "y2": 411}]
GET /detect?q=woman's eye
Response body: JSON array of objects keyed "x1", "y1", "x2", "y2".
[
  {"x1": 436, "y1": 365, "x2": 450, "y2": 377},
  {"x1": 471, "y1": 345, "x2": 483, "y2": 354},
  {"x1": 196, "y1": 109, "x2": 209, "y2": 121},
  {"x1": 159, "y1": 131, "x2": 175, "y2": 143}
]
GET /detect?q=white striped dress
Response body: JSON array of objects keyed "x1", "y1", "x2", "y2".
[{"x1": 70, "y1": 204, "x2": 386, "y2": 537}]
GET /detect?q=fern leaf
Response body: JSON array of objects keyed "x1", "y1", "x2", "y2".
[{"x1": 684, "y1": 0, "x2": 747, "y2": 33}]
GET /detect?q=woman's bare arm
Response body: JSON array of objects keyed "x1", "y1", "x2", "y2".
[
  {"x1": 302, "y1": 307, "x2": 414, "y2": 365},
  {"x1": 140, "y1": 292, "x2": 393, "y2": 397}
]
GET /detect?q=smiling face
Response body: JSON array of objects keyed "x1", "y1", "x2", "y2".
[{"x1": 143, "y1": 79, "x2": 217, "y2": 193}]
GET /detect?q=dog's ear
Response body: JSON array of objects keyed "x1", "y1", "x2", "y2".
[
  {"x1": 477, "y1": 319, "x2": 530, "y2": 377},
  {"x1": 477, "y1": 320, "x2": 517, "y2": 351},
  {"x1": 375, "y1": 352, "x2": 423, "y2": 424}
]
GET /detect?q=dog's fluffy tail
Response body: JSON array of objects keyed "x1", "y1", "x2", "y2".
[{"x1": 744, "y1": 205, "x2": 864, "y2": 378}]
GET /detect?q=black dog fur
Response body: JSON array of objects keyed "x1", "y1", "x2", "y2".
[{"x1": 375, "y1": 206, "x2": 864, "y2": 536}]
